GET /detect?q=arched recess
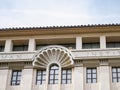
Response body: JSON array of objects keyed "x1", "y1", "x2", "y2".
[{"x1": 32, "y1": 45, "x2": 74, "y2": 69}]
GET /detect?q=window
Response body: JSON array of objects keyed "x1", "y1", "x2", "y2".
[
  {"x1": 49, "y1": 65, "x2": 59, "y2": 84},
  {"x1": 112, "y1": 67, "x2": 120, "y2": 82},
  {"x1": 13, "y1": 45, "x2": 28, "y2": 51},
  {"x1": 0, "y1": 46, "x2": 4, "y2": 52},
  {"x1": 106, "y1": 42, "x2": 120, "y2": 48},
  {"x1": 62, "y1": 69, "x2": 72, "y2": 84},
  {"x1": 83, "y1": 43, "x2": 100, "y2": 49},
  {"x1": 36, "y1": 70, "x2": 46, "y2": 84},
  {"x1": 11, "y1": 70, "x2": 22, "y2": 85},
  {"x1": 61, "y1": 44, "x2": 76, "y2": 49},
  {"x1": 86, "y1": 68, "x2": 97, "y2": 83}
]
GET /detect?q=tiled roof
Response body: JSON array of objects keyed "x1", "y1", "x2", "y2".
[{"x1": 0, "y1": 23, "x2": 120, "y2": 30}]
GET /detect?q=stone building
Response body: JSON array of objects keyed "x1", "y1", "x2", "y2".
[{"x1": 0, "y1": 24, "x2": 120, "y2": 90}]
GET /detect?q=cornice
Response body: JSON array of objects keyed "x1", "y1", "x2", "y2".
[
  {"x1": 0, "y1": 24, "x2": 120, "y2": 37},
  {"x1": 0, "y1": 23, "x2": 120, "y2": 30}
]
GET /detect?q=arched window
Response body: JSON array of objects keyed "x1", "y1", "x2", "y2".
[{"x1": 49, "y1": 64, "x2": 59, "y2": 84}]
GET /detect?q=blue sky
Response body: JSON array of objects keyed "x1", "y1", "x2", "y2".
[{"x1": 0, "y1": 0, "x2": 120, "y2": 28}]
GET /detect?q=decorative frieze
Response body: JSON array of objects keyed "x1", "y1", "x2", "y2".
[
  {"x1": 99, "y1": 59, "x2": 109, "y2": 66},
  {"x1": 0, "y1": 52, "x2": 34, "y2": 61},
  {"x1": 73, "y1": 49, "x2": 120, "y2": 59},
  {"x1": 0, "y1": 49, "x2": 120, "y2": 62},
  {"x1": 74, "y1": 60, "x2": 83, "y2": 66}
]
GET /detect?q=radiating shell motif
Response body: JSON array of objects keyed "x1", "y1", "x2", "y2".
[{"x1": 32, "y1": 45, "x2": 74, "y2": 68}]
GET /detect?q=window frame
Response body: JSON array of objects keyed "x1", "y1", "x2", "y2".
[
  {"x1": 112, "y1": 67, "x2": 120, "y2": 82},
  {"x1": 61, "y1": 69, "x2": 72, "y2": 84},
  {"x1": 11, "y1": 70, "x2": 22, "y2": 85},
  {"x1": 106, "y1": 42, "x2": 120, "y2": 48},
  {"x1": 36, "y1": 70, "x2": 46, "y2": 85},
  {"x1": 13, "y1": 45, "x2": 28, "y2": 51},
  {"x1": 49, "y1": 64, "x2": 59, "y2": 84},
  {"x1": 82, "y1": 43, "x2": 100, "y2": 49},
  {"x1": 86, "y1": 68, "x2": 97, "y2": 83}
]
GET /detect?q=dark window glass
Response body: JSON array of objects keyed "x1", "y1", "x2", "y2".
[
  {"x1": 62, "y1": 69, "x2": 72, "y2": 84},
  {"x1": 83, "y1": 43, "x2": 100, "y2": 49},
  {"x1": 61, "y1": 44, "x2": 76, "y2": 49},
  {"x1": 112, "y1": 67, "x2": 120, "y2": 82},
  {"x1": 49, "y1": 65, "x2": 59, "y2": 84},
  {"x1": 36, "y1": 70, "x2": 46, "y2": 85},
  {"x1": 36, "y1": 44, "x2": 48, "y2": 50},
  {"x1": 13, "y1": 45, "x2": 28, "y2": 51},
  {"x1": 86, "y1": 68, "x2": 97, "y2": 83},
  {"x1": 36, "y1": 44, "x2": 75, "y2": 50},
  {"x1": 106, "y1": 42, "x2": 120, "y2": 48},
  {"x1": 0, "y1": 46, "x2": 4, "y2": 52},
  {"x1": 11, "y1": 70, "x2": 22, "y2": 85}
]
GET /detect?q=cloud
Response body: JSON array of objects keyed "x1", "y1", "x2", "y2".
[{"x1": 0, "y1": 0, "x2": 120, "y2": 28}]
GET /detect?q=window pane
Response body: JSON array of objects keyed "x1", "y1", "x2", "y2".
[
  {"x1": 87, "y1": 74, "x2": 91, "y2": 78},
  {"x1": 93, "y1": 79, "x2": 97, "y2": 83},
  {"x1": 113, "y1": 78, "x2": 117, "y2": 82},
  {"x1": 92, "y1": 69, "x2": 96, "y2": 73},
  {"x1": 67, "y1": 80, "x2": 71, "y2": 84},
  {"x1": 92, "y1": 74, "x2": 96, "y2": 78},
  {"x1": 62, "y1": 80, "x2": 66, "y2": 84},
  {"x1": 50, "y1": 75, "x2": 54, "y2": 79},
  {"x1": 87, "y1": 79, "x2": 91, "y2": 83},
  {"x1": 55, "y1": 80, "x2": 58, "y2": 84},
  {"x1": 62, "y1": 75, "x2": 66, "y2": 79},
  {"x1": 118, "y1": 68, "x2": 120, "y2": 72},
  {"x1": 17, "y1": 76, "x2": 21, "y2": 80},
  {"x1": 112, "y1": 68, "x2": 117, "y2": 72},
  {"x1": 113, "y1": 73, "x2": 117, "y2": 77},
  {"x1": 50, "y1": 70, "x2": 54, "y2": 74},
  {"x1": 62, "y1": 70, "x2": 66, "y2": 74},
  {"x1": 118, "y1": 78, "x2": 120, "y2": 82},
  {"x1": 87, "y1": 69, "x2": 91, "y2": 73},
  {"x1": 67, "y1": 75, "x2": 71, "y2": 79}
]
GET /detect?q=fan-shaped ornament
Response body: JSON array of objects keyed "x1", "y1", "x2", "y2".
[{"x1": 32, "y1": 45, "x2": 74, "y2": 68}]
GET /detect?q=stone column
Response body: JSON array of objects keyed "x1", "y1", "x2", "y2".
[
  {"x1": 76, "y1": 37, "x2": 82, "y2": 50},
  {"x1": 73, "y1": 61, "x2": 84, "y2": 90},
  {"x1": 100, "y1": 36, "x2": 106, "y2": 49},
  {"x1": 21, "y1": 69, "x2": 33, "y2": 90},
  {"x1": 99, "y1": 60, "x2": 110, "y2": 90},
  {"x1": 28, "y1": 38, "x2": 35, "y2": 51},
  {"x1": 0, "y1": 69, "x2": 9, "y2": 90},
  {"x1": 5, "y1": 39, "x2": 12, "y2": 52}
]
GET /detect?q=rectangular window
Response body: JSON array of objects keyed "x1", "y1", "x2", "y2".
[
  {"x1": 86, "y1": 68, "x2": 97, "y2": 83},
  {"x1": 36, "y1": 70, "x2": 46, "y2": 85},
  {"x1": 13, "y1": 45, "x2": 28, "y2": 51},
  {"x1": 0, "y1": 46, "x2": 4, "y2": 52},
  {"x1": 106, "y1": 42, "x2": 120, "y2": 48},
  {"x1": 112, "y1": 67, "x2": 120, "y2": 82},
  {"x1": 11, "y1": 70, "x2": 22, "y2": 85},
  {"x1": 62, "y1": 69, "x2": 72, "y2": 84},
  {"x1": 83, "y1": 43, "x2": 100, "y2": 49}
]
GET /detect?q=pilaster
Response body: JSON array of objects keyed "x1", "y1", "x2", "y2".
[
  {"x1": 99, "y1": 59, "x2": 110, "y2": 90},
  {"x1": 28, "y1": 38, "x2": 35, "y2": 51},
  {"x1": 76, "y1": 37, "x2": 82, "y2": 50},
  {"x1": 5, "y1": 39, "x2": 12, "y2": 52},
  {"x1": 100, "y1": 36, "x2": 106, "y2": 49},
  {"x1": 73, "y1": 60, "x2": 84, "y2": 90}
]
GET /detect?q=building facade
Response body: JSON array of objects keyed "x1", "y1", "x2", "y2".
[{"x1": 0, "y1": 24, "x2": 120, "y2": 90}]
